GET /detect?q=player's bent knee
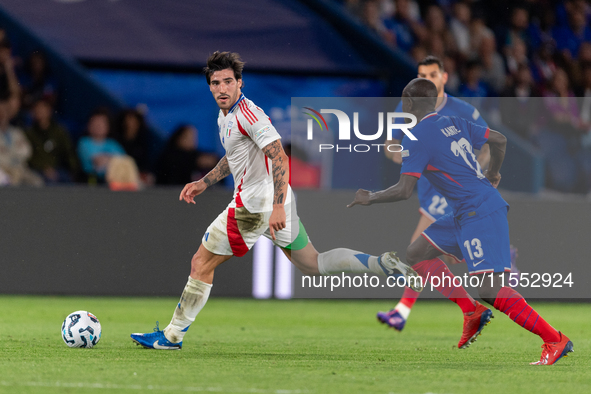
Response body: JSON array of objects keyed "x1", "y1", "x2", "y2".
[
  {"x1": 477, "y1": 285, "x2": 498, "y2": 306},
  {"x1": 291, "y1": 253, "x2": 320, "y2": 276},
  {"x1": 298, "y1": 263, "x2": 319, "y2": 276},
  {"x1": 406, "y1": 243, "x2": 423, "y2": 266},
  {"x1": 406, "y1": 236, "x2": 440, "y2": 266}
]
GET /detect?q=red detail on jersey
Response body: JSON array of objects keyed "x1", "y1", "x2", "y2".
[
  {"x1": 239, "y1": 101, "x2": 257, "y2": 124},
  {"x1": 264, "y1": 156, "x2": 269, "y2": 175},
  {"x1": 244, "y1": 103, "x2": 258, "y2": 122},
  {"x1": 227, "y1": 208, "x2": 249, "y2": 257},
  {"x1": 238, "y1": 102, "x2": 253, "y2": 124},
  {"x1": 236, "y1": 118, "x2": 249, "y2": 137},
  {"x1": 424, "y1": 165, "x2": 463, "y2": 187},
  {"x1": 402, "y1": 172, "x2": 422, "y2": 178},
  {"x1": 441, "y1": 172, "x2": 463, "y2": 187},
  {"x1": 235, "y1": 192, "x2": 244, "y2": 208},
  {"x1": 484, "y1": 127, "x2": 490, "y2": 139},
  {"x1": 235, "y1": 168, "x2": 247, "y2": 208},
  {"x1": 254, "y1": 105, "x2": 272, "y2": 123}
]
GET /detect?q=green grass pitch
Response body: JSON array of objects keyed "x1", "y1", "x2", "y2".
[{"x1": 0, "y1": 296, "x2": 588, "y2": 394}]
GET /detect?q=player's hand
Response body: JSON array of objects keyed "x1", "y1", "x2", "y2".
[
  {"x1": 347, "y1": 189, "x2": 372, "y2": 208},
  {"x1": 179, "y1": 180, "x2": 207, "y2": 204},
  {"x1": 268, "y1": 205, "x2": 286, "y2": 241},
  {"x1": 485, "y1": 171, "x2": 501, "y2": 188}
]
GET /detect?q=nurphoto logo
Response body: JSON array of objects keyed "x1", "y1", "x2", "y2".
[{"x1": 303, "y1": 107, "x2": 418, "y2": 152}]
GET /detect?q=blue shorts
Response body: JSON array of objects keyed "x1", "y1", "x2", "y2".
[
  {"x1": 422, "y1": 208, "x2": 511, "y2": 275},
  {"x1": 418, "y1": 177, "x2": 452, "y2": 221}
]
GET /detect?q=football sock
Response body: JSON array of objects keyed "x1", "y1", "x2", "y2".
[
  {"x1": 163, "y1": 276, "x2": 212, "y2": 343},
  {"x1": 394, "y1": 287, "x2": 421, "y2": 319},
  {"x1": 317, "y1": 249, "x2": 386, "y2": 276},
  {"x1": 394, "y1": 301, "x2": 412, "y2": 320},
  {"x1": 413, "y1": 258, "x2": 476, "y2": 314},
  {"x1": 493, "y1": 286, "x2": 561, "y2": 343}
]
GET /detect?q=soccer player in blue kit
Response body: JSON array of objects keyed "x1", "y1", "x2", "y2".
[
  {"x1": 349, "y1": 78, "x2": 573, "y2": 365},
  {"x1": 378, "y1": 56, "x2": 518, "y2": 331}
]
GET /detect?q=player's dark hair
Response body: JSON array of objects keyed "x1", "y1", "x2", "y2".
[
  {"x1": 418, "y1": 55, "x2": 444, "y2": 72},
  {"x1": 402, "y1": 78, "x2": 438, "y2": 113},
  {"x1": 204, "y1": 51, "x2": 245, "y2": 85}
]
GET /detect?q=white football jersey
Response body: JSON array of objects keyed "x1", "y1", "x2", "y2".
[{"x1": 217, "y1": 94, "x2": 292, "y2": 213}]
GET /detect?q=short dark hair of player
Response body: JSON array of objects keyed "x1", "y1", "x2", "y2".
[
  {"x1": 204, "y1": 51, "x2": 245, "y2": 85},
  {"x1": 418, "y1": 55, "x2": 444, "y2": 72},
  {"x1": 402, "y1": 78, "x2": 438, "y2": 113}
]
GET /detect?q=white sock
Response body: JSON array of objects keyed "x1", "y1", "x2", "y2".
[
  {"x1": 394, "y1": 302, "x2": 411, "y2": 320},
  {"x1": 317, "y1": 248, "x2": 386, "y2": 276},
  {"x1": 164, "y1": 276, "x2": 212, "y2": 343}
]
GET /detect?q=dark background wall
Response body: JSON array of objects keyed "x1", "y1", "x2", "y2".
[
  {"x1": 1, "y1": 188, "x2": 590, "y2": 299},
  {"x1": 0, "y1": 187, "x2": 253, "y2": 297}
]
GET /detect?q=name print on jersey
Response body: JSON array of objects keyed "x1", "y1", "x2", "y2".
[{"x1": 441, "y1": 125, "x2": 461, "y2": 137}]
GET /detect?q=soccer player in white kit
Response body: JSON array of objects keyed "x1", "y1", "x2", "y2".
[{"x1": 131, "y1": 51, "x2": 421, "y2": 350}]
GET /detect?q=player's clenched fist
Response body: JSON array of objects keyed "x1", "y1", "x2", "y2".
[
  {"x1": 347, "y1": 189, "x2": 373, "y2": 208},
  {"x1": 485, "y1": 171, "x2": 501, "y2": 189},
  {"x1": 179, "y1": 180, "x2": 207, "y2": 204}
]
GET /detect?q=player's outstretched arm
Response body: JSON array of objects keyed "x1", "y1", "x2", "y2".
[
  {"x1": 348, "y1": 174, "x2": 418, "y2": 207},
  {"x1": 179, "y1": 156, "x2": 230, "y2": 204},
  {"x1": 262, "y1": 140, "x2": 289, "y2": 240},
  {"x1": 484, "y1": 130, "x2": 507, "y2": 188}
]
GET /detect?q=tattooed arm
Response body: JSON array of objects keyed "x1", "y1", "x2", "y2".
[
  {"x1": 179, "y1": 156, "x2": 230, "y2": 204},
  {"x1": 262, "y1": 140, "x2": 289, "y2": 239},
  {"x1": 203, "y1": 156, "x2": 231, "y2": 187},
  {"x1": 262, "y1": 140, "x2": 289, "y2": 205}
]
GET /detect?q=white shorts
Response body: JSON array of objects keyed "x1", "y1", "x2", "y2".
[{"x1": 202, "y1": 200, "x2": 300, "y2": 257}]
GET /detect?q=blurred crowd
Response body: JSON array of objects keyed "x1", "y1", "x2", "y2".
[
  {"x1": 347, "y1": 0, "x2": 591, "y2": 193},
  {"x1": 0, "y1": 27, "x2": 219, "y2": 190},
  {"x1": 2, "y1": 2, "x2": 591, "y2": 193}
]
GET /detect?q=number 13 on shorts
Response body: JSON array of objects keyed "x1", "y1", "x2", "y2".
[
  {"x1": 458, "y1": 208, "x2": 512, "y2": 274},
  {"x1": 464, "y1": 238, "x2": 483, "y2": 261}
]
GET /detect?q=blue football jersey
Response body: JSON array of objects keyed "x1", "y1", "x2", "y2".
[
  {"x1": 400, "y1": 113, "x2": 507, "y2": 221},
  {"x1": 391, "y1": 94, "x2": 488, "y2": 220},
  {"x1": 391, "y1": 94, "x2": 487, "y2": 140}
]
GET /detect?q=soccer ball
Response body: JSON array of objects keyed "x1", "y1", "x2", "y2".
[{"x1": 61, "y1": 311, "x2": 102, "y2": 348}]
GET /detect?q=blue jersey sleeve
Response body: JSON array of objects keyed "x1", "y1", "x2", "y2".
[
  {"x1": 446, "y1": 96, "x2": 488, "y2": 127},
  {"x1": 471, "y1": 108, "x2": 488, "y2": 127},
  {"x1": 400, "y1": 138, "x2": 429, "y2": 178},
  {"x1": 450, "y1": 117, "x2": 490, "y2": 150}
]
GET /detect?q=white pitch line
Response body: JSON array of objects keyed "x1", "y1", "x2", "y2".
[{"x1": 0, "y1": 381, "x2": 309, "y2": 393}]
